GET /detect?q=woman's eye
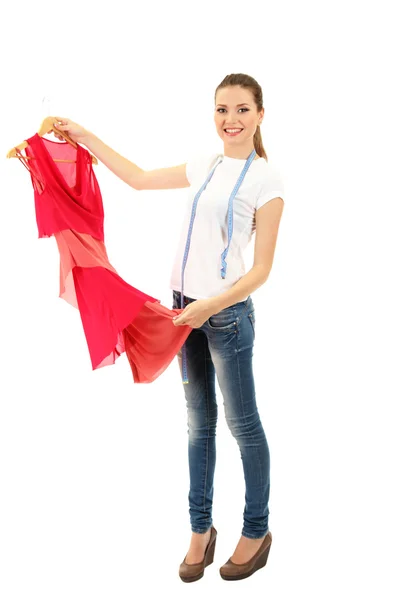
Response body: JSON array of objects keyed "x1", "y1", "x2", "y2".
[{"x1": 216, "y1": 108, "x2": 249, "y2": 113}]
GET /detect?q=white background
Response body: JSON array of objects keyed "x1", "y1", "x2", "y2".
[{"x1": 1, "y1": 1, "x2": 399, "y2": 598}]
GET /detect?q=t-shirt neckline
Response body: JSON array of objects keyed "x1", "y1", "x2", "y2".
[{"x1": 222, "y1": 154, "x2": 264, "y2": 164}]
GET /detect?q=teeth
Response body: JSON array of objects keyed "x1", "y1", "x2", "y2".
[{"x1": 225, "y1": 129, "x2": 242, "y2": 133}]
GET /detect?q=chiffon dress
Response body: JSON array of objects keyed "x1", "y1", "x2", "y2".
[{"x1": 16, "y1": 133, "x2": 192, "y2": 383}]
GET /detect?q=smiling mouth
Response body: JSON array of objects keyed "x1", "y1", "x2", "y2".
[{"x1": 224, "y1": 129, "x2": 244, "y2": 136}]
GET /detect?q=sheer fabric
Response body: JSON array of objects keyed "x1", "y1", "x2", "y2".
[{"x1": 17, "y1": 133, "x2": 191, "y2": 383}]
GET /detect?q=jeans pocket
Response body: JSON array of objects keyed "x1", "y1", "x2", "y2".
[{"x1": 208, "y1": 307, "x2": 237, "y2": 330}]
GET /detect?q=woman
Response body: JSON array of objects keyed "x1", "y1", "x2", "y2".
[{"x1": 53, "y1": 72, "x2": 285, "y2": 582}]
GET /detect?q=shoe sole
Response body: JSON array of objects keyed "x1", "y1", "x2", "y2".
[{"x1": 220, "y1": 542, "x2": 271, "y2": 581}]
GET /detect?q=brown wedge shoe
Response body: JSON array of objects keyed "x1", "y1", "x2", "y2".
[
  {"x1": 219, "y1": 530, "x2": 272, "y2": 581},
  {"x1": 179, "y1": 525, "x2": 217, "y2": 583}
]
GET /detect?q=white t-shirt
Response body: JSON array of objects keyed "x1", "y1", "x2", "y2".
[{"x1": 169, "y1": 152, "x2": 285, "y2": 300}]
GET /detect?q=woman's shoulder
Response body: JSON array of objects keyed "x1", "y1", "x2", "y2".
[
  {"x1": 258, "y1": 160, "x2": 285, "y2": 186},
  {"x1": 258, "y1": 158, "x2": 283, "y2": 174},
  {"x1": 187, "y1": 151, "x2": 221, "y2": 168},
  {"x1": 185, "y1": 152, "x2": 222, "y2": 185},
  {"x1": 253, "y1": 160, "x2": 285, "y2": 208}
]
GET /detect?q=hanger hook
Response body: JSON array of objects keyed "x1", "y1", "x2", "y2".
[{"x1": 42, "y1": 96, "x2": 52, "y2": 118}]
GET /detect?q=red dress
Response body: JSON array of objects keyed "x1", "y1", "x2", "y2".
[{"x1": 16, "y1": 133, "x2": 192, "y2": 383}]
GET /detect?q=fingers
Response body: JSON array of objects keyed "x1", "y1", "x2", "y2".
[
  {"x1": 53, "y1": 117, "x2": 69, "y2": 130},
  {"x1": 50, "y1": 119, "x2": 66, "y2": 140}
]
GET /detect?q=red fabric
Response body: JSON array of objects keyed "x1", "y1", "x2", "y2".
[{"x1": 17, "y1": 133, "x2": 192, "y2": 383}]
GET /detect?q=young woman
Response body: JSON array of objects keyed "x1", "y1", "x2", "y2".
[{"x1": 53, "y1": 72, "x2": 285, "y2": 583}]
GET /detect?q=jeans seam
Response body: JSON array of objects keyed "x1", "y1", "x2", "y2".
[
  {"x1": 236, "y1": 347, "x2": 263, "y2": 536},
  {"x1": 249, "y1": 312, "x2": 255, "y2": 338},
  {"x1": 236, "y1": 297, "x2": 252, "y2": 327},
  {"x1": 203, "y1": 333, "x2": 210, "y2": 521}
]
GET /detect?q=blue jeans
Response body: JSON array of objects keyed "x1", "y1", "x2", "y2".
[{"x1": 172, "y1": 290, "x2": 270, "y2": 539}]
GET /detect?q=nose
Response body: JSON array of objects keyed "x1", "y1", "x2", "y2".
[
  {"x1": 223, "y1": 112, "x2": 242, "y2": 126},
  {"x1": 224, "y1": 118, "x2": 240, "y2": 125}
]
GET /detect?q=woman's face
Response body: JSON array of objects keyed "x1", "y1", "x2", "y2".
[{"x1": 214, "y1": 86, "x2": 263, "y2": 150}]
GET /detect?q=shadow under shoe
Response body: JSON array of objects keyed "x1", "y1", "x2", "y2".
[
  {"x1": 219, "y1": 530, "x2": 272, "y2": 581},
  {"x1": 179, "y1": 526, "x2": 218, "y2": 583}
]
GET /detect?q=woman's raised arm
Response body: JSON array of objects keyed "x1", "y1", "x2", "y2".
[{"x1": 53, "y1": 118, "x2": 190, "y2": 191}]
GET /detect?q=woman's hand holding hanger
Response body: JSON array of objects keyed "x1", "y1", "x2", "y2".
[
  {"x1": 51, "y1": 117, "x2": 143, "y2": 189},
  {"x1": 52, "y1": 117, "x2": 90, "y2": 145}
]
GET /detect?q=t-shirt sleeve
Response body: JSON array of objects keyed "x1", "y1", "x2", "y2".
[
  {"x1": 255, "y1": 165, "x2": 285, "y2": 210},
  {"x1": 185, "y1": 155, "x2": 198, "y2": 186},
  {"x1": 185, "y1": 153, "x2": 221, "y2": 186}
]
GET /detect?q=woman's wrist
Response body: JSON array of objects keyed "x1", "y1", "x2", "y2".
[
  {"x1": 76, "y1": 131, "x2": 142, "y2": 188},
  {"x1": 81, "y1": 130, "x2": 95, "y2": 147}
]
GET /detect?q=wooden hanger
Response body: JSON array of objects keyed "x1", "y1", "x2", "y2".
[{"x1": 6, "y1": 116, "x2": 98, "y2": 164}]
